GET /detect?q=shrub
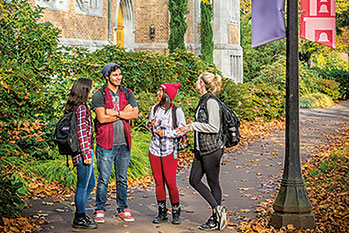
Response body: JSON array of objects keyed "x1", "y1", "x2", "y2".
[
  {"x1": 314, "y1": 78, "x2": 341, "y2": 100},
  {"x1": 312, "y1": 52, "x2": 348, "y2": 99},
  {"x1": 252, "y1": 58, "x2": 342, "y2": 102},
  {"x1": 0, "y1": 0, "x2": 60, "y2": 121},
  {"x1": 302, "y1": 93, "x2": 334, "y2": 108},
  {"x1": 0, "y1": 174, "x2": 25, "y2": 223},
  {"x1": 316, "y1": 67, "x2": 348, "y2": 100},
  {"x1": 219, "y1": 79, "x2": 285, "y2": 121},
  {"x1": 299, "y1": 97, "x2": 314, "y2": 108},
  {"x1": 0, "y1": 119, "x2": 56, "y2": 159}
]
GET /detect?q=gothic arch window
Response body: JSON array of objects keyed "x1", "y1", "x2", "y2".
[
  {"x1": 75, "y1": 0, "x2": 103, "y2": 17},
  {"x1": 35, "y1": 0, "x2": 69, "y2": 12}
]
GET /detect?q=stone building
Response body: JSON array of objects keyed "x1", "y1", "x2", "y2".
[{"x1": 32, "y1": 0, "x2": 243, "y2": 82}]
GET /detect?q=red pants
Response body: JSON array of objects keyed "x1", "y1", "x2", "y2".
[{"x1": 149, "y1": 152, "x2": 179, "y2": 204}]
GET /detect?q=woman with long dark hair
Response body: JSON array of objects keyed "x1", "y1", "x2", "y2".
[
  {"x1": 146, "y1": 82, "x2": 185, "y2": 225},
  {"x1": 177, "y1": 72, "x2": 227, "y2": 231},
  {"x1": 65, "y1": 78, "x2": 97, "y2": 229}
]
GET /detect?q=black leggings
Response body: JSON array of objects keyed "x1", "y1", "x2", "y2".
[{"x1": 189, "y1": 148, "x2": 224, "y2": 209}]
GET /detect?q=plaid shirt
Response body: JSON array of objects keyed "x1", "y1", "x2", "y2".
[
  {"x1": 72, "y1": 105, "x2": 93, "y2": 166},
  {"x1": 146, "y1": 105, "x2": 186, "y2": 157}
]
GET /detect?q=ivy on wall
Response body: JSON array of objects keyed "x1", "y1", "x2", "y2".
[
  {"x1": 200, "y1": 0, "x2": 213, "y2": 64},
  {"x1": 168, "y1": 0, "x2": 189, "y2": 52}
]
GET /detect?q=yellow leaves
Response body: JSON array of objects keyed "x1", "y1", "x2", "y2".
[
  {"x1": 240, "y1": 209, "x2": 251, "y2": 213},
  {"x1": 201, "y1": 0, "x2": 211, "y2": 5},
  {"x1": 0, "y1": 217, "x2": 42, "y2": 233},
  {"x1": 236, "y1": 125, "x2": 348, "y2": 233}
]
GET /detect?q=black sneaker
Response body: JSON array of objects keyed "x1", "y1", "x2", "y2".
[
  {"x1": 215, "y1": 205, "x2": 227, "y2": 230},
  {"x1": 73, "y1": 214, "x2": 98, "y2": 229},
  {"x1": 199, "y1": 216, "x2": 218, "y2": 231}
]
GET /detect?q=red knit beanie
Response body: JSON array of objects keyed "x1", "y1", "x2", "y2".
[{"x1": 160, "y1": 82, "x2": 181, "y2": 101}]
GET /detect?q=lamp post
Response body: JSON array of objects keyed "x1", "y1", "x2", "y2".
[{"x1": 270, "y1": 0, "x2": 315, "y2": 229}]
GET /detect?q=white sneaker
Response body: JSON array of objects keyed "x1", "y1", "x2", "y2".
[
  {"x1": 215, "y1": 205, "x2": 227, "y2": 230},
  {"x1": 94, "y1": 210, "x2": 105, "y2": 223}
]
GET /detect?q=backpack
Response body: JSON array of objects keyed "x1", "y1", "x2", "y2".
[
  {"x1": 211, "y1": 96, "x2": 241, "y2": 148},
  {"x1": 153, "y1": 104, "x2": 188, "y2": 151},
  {"x1": 54, "y1": 105, "x2": 81, "y2": 157}
]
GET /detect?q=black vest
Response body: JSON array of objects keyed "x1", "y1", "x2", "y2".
[{"x1": 195, "y1": 93, "x2": 224, "y2": 156}]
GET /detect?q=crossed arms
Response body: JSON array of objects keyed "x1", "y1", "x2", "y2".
[{"x1": 95, "y1": 104, "x2": 139, "y2": 124}]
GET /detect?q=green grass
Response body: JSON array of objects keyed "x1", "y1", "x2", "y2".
[{"x1": 1, "y1": 131, "x2": 153, "y2": 194}]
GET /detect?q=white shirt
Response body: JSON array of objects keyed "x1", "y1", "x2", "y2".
[{"x1": 146, "y1": 105, "x2": 186, "y2": 157}]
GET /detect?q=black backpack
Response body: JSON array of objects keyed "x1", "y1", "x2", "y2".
[
  {"x1": 211, "y1": 96, "x2": 241, "y2": 148},
  {"x1": 55, "y1": 105, "x2": 81, "y2": 156}
]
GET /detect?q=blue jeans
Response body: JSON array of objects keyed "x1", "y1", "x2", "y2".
[
  {"x1": 95, "y1": 144, "x2": 131, "y2": 213},
  {"x1": 75, "y1": 155, "x2": 96, "y2": 214}
]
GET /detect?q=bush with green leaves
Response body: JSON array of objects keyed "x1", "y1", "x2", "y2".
[
  {"x1": 0, "y1": 0, "x2": 60, "y2": 121},
  {"x1": 301, "y1": 93, "x2": 334, "y2": 108},
  {"x1": 0, "y1": 0, "x2": 60, "y2": 160},
  {"x1": 0, "y1": 173, "x2": 25, "y2": 223},
  {"x1": 219, "y1": 80, "x2": 285, "y2": 121}
]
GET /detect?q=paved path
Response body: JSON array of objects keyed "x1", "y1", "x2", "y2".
[{"x1": 23, "y1": 102, "x2": 349, "y2": 233}]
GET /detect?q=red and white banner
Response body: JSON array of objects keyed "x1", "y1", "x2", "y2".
[{"x1": 300, "y1": 0, "x2": 336, "y2": 48}]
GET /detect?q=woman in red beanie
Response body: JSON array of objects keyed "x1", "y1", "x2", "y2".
[{"x1": 146, "y1": 82, "x2": 186, "y2": 225}]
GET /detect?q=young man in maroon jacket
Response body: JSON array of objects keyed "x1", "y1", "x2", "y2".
[{"x1": 92, "y1": 63, "x2": 138, "y2": 223}]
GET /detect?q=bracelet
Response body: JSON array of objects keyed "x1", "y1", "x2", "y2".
[{"x1": 117, "y1": 110, "x2": 120, "y2": 117}]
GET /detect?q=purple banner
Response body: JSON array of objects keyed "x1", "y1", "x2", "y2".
[{"x1": 251, "y1": 0, "x2": 286, "y2": 48}]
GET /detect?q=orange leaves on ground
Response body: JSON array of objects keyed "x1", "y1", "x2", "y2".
[
  {"x1": 127, "y1": 175, "x2": 154, "y2": 190},
  {"x1": 302, "y1": 125, "x2": 348, "y2": 232},
  {"x1": 26, "y1": 177, "x2": 74, "y2": 199},
  {"x1": 0, "y1": 217, "x2": 41, "y2": 233},
  {"x1": 238, "y1": 119, "x2": 285, "y2": 147},
  {"x1": 236, "y1": 124, "x2": 348, "y2": 232}
]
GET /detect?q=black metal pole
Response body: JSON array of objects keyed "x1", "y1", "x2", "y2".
[{"x1": 270, "y1": 0, "x2": 315, "y2": 229}]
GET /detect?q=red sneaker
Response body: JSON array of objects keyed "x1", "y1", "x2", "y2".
[
  {"x1": 118, "y1": 209, "x2": 135, "y2": 222},
  {"x1": 94, "y1": 210, "x2": 105, "y2": 223}
]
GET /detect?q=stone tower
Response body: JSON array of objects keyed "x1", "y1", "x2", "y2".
[{"x1": 212, "y1": 0, "x2": 243, "y2": 83}]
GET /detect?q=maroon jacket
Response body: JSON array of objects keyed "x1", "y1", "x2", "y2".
[{"x1": 95, "y1": 85, "x2": 132, "y2": 150}]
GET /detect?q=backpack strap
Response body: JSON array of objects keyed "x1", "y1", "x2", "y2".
[
  {"x1": 153, "y1": 104, "x2": 178, "y2": 129},
  {"x1": 172, "y1": 105, "x2": 178, "y2": 129},
  {"x1": 153, "y1": 104, "x2": 160, "y2": 116},
  {"x1": 97, "y1": 85, "x2": 131, "y2": 102}
]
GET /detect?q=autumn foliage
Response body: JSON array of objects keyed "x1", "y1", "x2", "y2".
[{"x1": 236, "y1": 125, "x2": 348, "y2": 232}]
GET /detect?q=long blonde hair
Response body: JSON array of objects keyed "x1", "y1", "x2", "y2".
[{"x1": 199, "y1": 72, "x2": 222, "y2": 94}]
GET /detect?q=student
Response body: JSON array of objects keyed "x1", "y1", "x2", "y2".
[
  {"x1": 146, "y1": 83, "x2": 185, "y2": 225},
  {"x1": 64, "y1": 78, "x2": 97, "y2": 229},
  {"x1": 176, "y1": 72, "x2": 227, "y2": 231},
  {"x1": 92, "y1": 63, "x2": 138, "y2": 223}
]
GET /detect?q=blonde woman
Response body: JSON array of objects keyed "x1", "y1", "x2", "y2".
[{"x1": 177, "y1": 72, "x2": 227, "y2": 231}]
